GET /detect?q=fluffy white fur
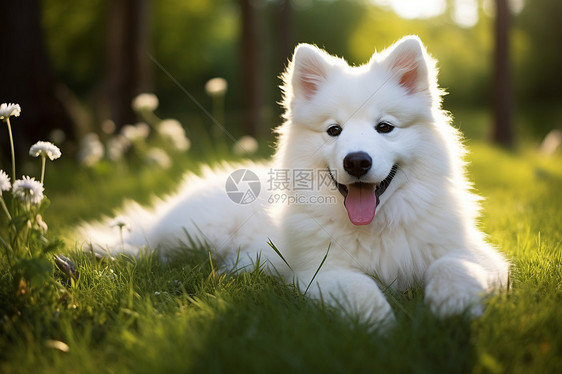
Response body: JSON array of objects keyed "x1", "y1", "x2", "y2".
[{"x1": 80, "y1": 36, "x2": 508, "y2": 325}]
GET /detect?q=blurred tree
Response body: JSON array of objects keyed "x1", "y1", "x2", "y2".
[
  {"x1": 278, "y1": 0, "x2": 294, "y2": 66},
  {"x1": 492, "y1": 0, "x2": 514, "y2": 146},
  {"x1": 106, "y1": 0, "x2": 152, "y2": 129},
  {"x1": 238, "y1": 0, "x2": 262, "y2": 137},
  {"x1": 0, "y1": 0, "x2": 74, "y2": 162},
  {"x1": 514, "y1": 0, "x2": 562, "y2": 102}
]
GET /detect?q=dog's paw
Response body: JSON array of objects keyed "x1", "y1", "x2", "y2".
[
  {"x1": 424, "y1": 258, "x2": 489, "y2": 318},
  {"x1": 305, "y1": 270, "x2": 396, "y2": 328}
]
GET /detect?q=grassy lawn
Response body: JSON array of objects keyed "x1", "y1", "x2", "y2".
[{"x1": 1, "y1": 120, "x2": 561, "y2": 373}]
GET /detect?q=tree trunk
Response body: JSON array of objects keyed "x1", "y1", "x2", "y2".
[
  {"x1": 278, "y1": 0, "x2": 293, "y2": 66},
  {"x1": 238, "y1": 0, "x2": 262, "y2": 137},
  {"x1": 106, "y1": 0, "x2": 151, "y2": 130},
  {"x1": 492, "y1": 0, "x2": 514, "y2": 146},
  {"x1": 0, "y1": 0, "x2": 74, "y2": 163}
]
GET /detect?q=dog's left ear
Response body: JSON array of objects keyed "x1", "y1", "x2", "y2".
[{"x1": 377, "y1": 36, "x2": 433, "y2": 95}]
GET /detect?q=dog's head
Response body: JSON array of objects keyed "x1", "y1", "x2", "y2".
[{"x1": 279, "y1": 36, "x2": 445, "y2": 225}]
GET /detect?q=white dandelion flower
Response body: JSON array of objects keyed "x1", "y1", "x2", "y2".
[
  {"x1": 110, "y1": 216, "x2": 132, "y2": 231},
  {"x1": 158, "y1": 119, "x2": 191, "y2": 151},
  {"x1": 122, "y1": 122, "x2": 150, "y2": 143},
  {"x1": 12, "y1": 176, "x2": 44, "y2": 205},
  {"x1": 132, "y1": 93, "x2": 159, "y2": 112},
  {"x1": 233, "y1": 135, "x2": 259, "y2": 155},
  {"x1": 0, "y1": 103, "x2": 21, "y2": 121},
  {"x1": 29, "y1": 141, "x2": 62, "y2": 160},
  {"x1": 0, "y1": 170, "x2": 11, "y2": 195},
  {"x1": 158, "y1": 119, "x2": 184, "y2": 138},
  {"x1": 205, "y1": 78, "x2": 228, "y2": 97},
  {"x1": 106, "y1": 135, "x2": 131, "y2": 161},
  {"x1": 0, "y1": 170, "x2": 11, "y2": 218},
  {"x1": 171, "y1": 136, "x2": 191, "y2": 152},
  {"x1": 145, "y1": 148, "x2": 172, "y2": 169},
  {"x1": 78, "y1": 133, "x2": 104, "y2": 166}
]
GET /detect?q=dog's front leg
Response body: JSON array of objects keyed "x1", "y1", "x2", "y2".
[
  {"x1": 299, "y1": 269, "x2": 395, "y2": 327},
  {"x1": 424, "y1": 253, "x2": 497, "y2": 318}
]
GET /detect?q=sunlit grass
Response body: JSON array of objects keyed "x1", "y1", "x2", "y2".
[{"x1": 1, "y1": 122, "x2": 561, "y2": 373}]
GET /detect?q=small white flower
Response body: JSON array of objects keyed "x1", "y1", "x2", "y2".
[
  {"x1": 132, "y1": 93, "x2": 159, "y2": 112},
  {"x1": 540, "y1": 129, "x2": 562, "y2": 155},
  {"x1": 78, "y1": 133, "x2": 104, "y2": 166},
  {"x1": 145, "y1": 148, "x2": 172, "y2": 169},
  {"x1": 29, "y1": 141, "x2": 62, "y2": 160},
  {"x1": 233, "y1": 135, "x2": 259, "y2": 155},
  {"x1": 106, "y1": 135, "x2": 131, "y2": 161},
  {"x1": 205, "y1": 78, "x2": 228, "y2": 97},
  {"x1": 110, "y1": 216, "x2": 132, "y2": 231},
  {"x1": 171, "y1": 136, "x2": 191, "y2": 152},
  {"x1": 158, "y1": 119, "x2": 191, "y2": 151},
  {"x1": 122, "y1": 122, "x2": 150, "y2": 143},
  {"x1": 0, "y1": 103, "x2": 21, "y2": 121},
  {"x1": 0, "y1": 170, "x2": 11, "y2": 195},
  {"x1": 158, "y1": 119, "x2": 183, "y2": 137},
  {"x1": 12, "y1": 176, "x2": 44, "y2": 205}
]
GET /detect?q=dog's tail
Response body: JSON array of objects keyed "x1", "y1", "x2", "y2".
[{"x1": 75, "y1": 198, "x2": 163, "y2": 257}]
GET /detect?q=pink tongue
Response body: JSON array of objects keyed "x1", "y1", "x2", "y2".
[{"x1": 344, "y1": 183, "x2": 377, "y2": 225}]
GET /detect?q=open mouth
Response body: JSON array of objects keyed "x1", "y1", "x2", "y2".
[{"x1": 330, "y1": 164, "x2": 398, "y2": 226}]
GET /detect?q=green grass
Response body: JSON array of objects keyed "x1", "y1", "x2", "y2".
[{"x1": 1, "y1": 134, "x2": 561, "y2": 373}]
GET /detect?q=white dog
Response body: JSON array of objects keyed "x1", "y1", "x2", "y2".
[{"x1": 81, "y1": 36, "x2": 508, "y2": 325}]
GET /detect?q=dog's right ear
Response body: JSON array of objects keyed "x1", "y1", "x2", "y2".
[{"x1": 286, "y1": 44, "x2": 333, "y2": 101}]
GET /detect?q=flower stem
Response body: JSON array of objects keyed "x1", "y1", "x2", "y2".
[
  {"x1": 6, "y1": 118, "x2": 16, "y2": 181},
  {"x1": 0, "y1": 196, "x2": 11, "y2": 220},
  {"x1": 40, "y1": 156, "x2": 46, "y2": 185},
  {"x1": 119, "y1": 227, "x2": 125, "y2": 252}
]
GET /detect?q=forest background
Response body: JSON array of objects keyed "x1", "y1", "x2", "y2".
[{"x1": 0, "y1": 0, "x2": 561, "y2": 160}]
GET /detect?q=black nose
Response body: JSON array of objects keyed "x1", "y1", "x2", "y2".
[{"x1": 343, "y1": 152, "x2": 372, "y2": 178}]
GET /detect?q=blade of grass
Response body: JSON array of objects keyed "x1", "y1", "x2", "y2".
[
  {"x1": 304, "y1": 243, "x2": 330, "y2": 295},
  {"x1": 267, "y1": 238, "x2": 292, "y2": 271}
]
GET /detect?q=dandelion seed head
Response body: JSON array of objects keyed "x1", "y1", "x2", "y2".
[
  {"x1": 132, "y1": 93, "x2": 159, "y2": 112},
  {"x1": 205, "y1": 78, "x2": 228, "y2": 97},
  {"x1": 106, "y1": 135, "x2": 131, "y2": 161},
  {"x1": 0, "y1": 170, "x2": 11, "y2": 195},
  {"x1": 158, "y1": 119, "x2": 184, "y2": 137},
  {"x1": 12, "y1": 176, "x2": 44, "y2": 205},
  {"x1": 78, "y1": 133, "x2": 104, "y2": 166},
  {"x1": 171, "y1": 136, "x2": 191, "y2": 152},
  {"x1": 122, "y1": 123, "x2": 150, "y2": 143},
  {"x1": 0, "y1": 103, "x2": 21, "y2": 120},
  {"x1": 110, "y1": 216, "x2": 132, "y2": 231},
  {"x1": 233, "y1": 135, "x2": 259, "y2": 155},
  {"x1": 158, "y1": 119, "x2": 191, "y2": 151},
  {"x1": 29, "y1": 141, "x2": 62, "y2": 160},
  {"x1": 146, "y1": 148, "x2": 172, "y2": 169}
]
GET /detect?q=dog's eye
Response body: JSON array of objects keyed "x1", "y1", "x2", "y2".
[
  {"x1": 375, "y1": 122, "x2": 394, "y2": 134},
  {"x1": 327, "y1": 124, "x2": 342, "y2": 137}
]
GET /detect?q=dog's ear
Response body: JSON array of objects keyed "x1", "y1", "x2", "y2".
[
  {"x1": 379, "y1": 36, "x2": 434, "y2": 95},
  {"x1": 287, "y1": 44, "x2": 333, "y2": 101}
]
